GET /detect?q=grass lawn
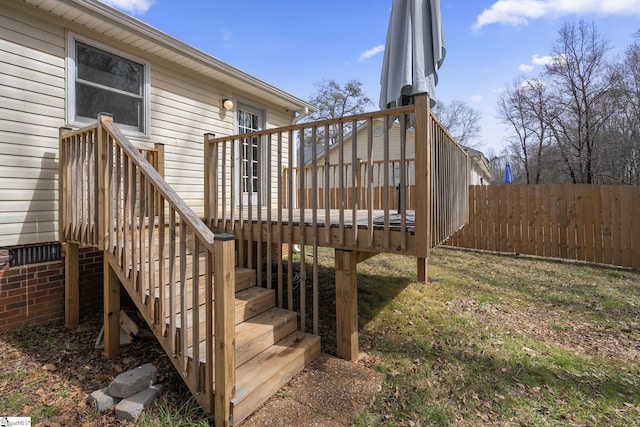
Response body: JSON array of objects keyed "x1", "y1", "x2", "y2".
[
  {"x1": 1, "y1": 247, "x2": 638, "y2": 426},
  {"x1": 327, "y1": 247, "x2": 640, "y2": 426}
]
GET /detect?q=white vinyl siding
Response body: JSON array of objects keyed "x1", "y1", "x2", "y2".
[
  {"x1": 319, "y1": 119, "x2": 416, "y2": 187},
  {"x1": 0, "y1": 5, "x2": 65, "y2": 246},
  {"x1": 0, "y1": 2, "x2": 296, "y2": 246}
]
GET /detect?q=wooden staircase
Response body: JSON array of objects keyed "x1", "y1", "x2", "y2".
[
  {"x1": 112, "y1": 251, "x2": 320, "y2": 425},
  {"x1": 59, "y1": 115, "x2": 320, "y2": 426}
]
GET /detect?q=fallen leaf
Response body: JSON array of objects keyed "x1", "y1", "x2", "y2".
[{"x1": 43, "y1": 363, "x2": 57, "y2": 372}]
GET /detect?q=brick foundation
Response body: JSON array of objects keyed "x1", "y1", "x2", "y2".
[{"x1": 0, "y1": 244, "x2": 104, "y2": 333}]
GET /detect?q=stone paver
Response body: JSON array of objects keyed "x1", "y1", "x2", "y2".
[
  {"x1": 108, "y1": 363, "x2": 157, "y2": 398},
  {"x1": 88, "y1": 387, "x2": 121, "y2": 412},
  {"x1": 114, "y1": 384, "x2": 164, "y2": 422}
]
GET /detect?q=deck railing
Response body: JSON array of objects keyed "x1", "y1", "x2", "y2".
[
  {"x1": 429, "y1": 112, "x2": 470, "y2": 247},
  {"x1": 276, "y1": 99, "x2": 469, "y2": 248},
  {"x1": 59, "y1": 115, "x2": 234, "y2": 423},
  {"x1": 285, "y1": 159, "x2": 417, "y2": 210},
  {"x1": 204, "y1": 94, "x2": 468, "y2": 333}
]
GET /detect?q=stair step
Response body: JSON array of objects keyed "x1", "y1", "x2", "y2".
[
  {"x1": 171, "y1": 286, "x2": 275, "y2": 331},
  {"x1": 235, "y1": 267, "x2": 257, "y2": 292},
  {"x1": 149, "y1": 266, "x2": 256, "y2": 305},
  {"x1": 188, "y1": 307, "x2": 298, "y2": 367},
  {"x1": 231, "y1": 331, "x2": 321, "y2": 425}
]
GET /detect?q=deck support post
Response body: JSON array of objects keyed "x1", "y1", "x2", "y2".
[
  {"x1": 335, "y1": 249, "x2": 359, "y2": 362},
  {"x1": 214, "y1": 234, "x2": 236, "y2": 427},
  {"x1": 64, "y1": 242, "x2": 79, "y2": 330},
  {"x1": 414, "y1": 94, "x2": 432, "y2": 283},
  {"x1": 417, "y1": 257, "x2": 427, "y2": 283},
  {"x1": 103, "y1": 256, "x2": 120, "y2": 358}
]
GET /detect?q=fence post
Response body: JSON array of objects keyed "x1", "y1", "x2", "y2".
[
  {"x1": 214, "y1": 233, "x2": 236, "y2": 427},
  {"x1": 414, "y1": 94, "x2": 431, "y2": 282}
]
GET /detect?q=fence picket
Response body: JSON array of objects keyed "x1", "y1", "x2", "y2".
[
  {"x1": 619, "y1": 186, "x2": 632, "y2": 268},
  {"x1": 601, "y1": 186, "x2": 614, "y2": 265},
  {"x1": 574, "y1": 186, "x2": 585, "y2": 261},
  {"x1": 632, "y1": 187, "x2": 640, "y2": 269},
  {"x1": 445, "y1": 184, "x2": 639, "y2": 269}
]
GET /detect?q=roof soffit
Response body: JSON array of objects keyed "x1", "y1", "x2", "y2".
[{"x1": 20, "y1": 0, "x2": 314, "y2": 113}]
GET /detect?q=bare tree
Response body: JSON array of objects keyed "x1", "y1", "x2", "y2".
[
  {"x1": 544, "y1": 19, "x2": 612, "y2": 183},
  {"x1": 484, "y1": 147, "x2": 508, "y2": 183},
  {"x1": 432, "y1": 100, "x2": 482, "y2": 148},
  {"x1": 305, "y1": 79, "x2": 372, "y2": 145},
  {"x1": 497, "y1": 78, "x2": 551, "y2": 183},
  {"x1": 604, "y1": 30, "x2": 640, "y2": 184}
]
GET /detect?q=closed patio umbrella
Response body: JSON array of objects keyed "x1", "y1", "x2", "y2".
[
  {"x1": 379, "y1": 0, "x2": 446, "y2": 109},
  {"x1": 504, "y1": 162, "x2": 513, "y2": 184}
]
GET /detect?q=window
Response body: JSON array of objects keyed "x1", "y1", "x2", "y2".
[{"x1": 68, "y1": 35, "x2": 149, "y2": 134}]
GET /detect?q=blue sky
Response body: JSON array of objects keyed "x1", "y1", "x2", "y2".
[{"x1": 101, "y1": 0, "x2": 640, "y2": 153}]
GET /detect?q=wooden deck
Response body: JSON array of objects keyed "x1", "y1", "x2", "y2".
[
  {"x1": 60, "y1": 96, "x2": 470, "y2": 426},
  {"x1": 210, "y1": 208, "x2": 417, "y2": 254}
]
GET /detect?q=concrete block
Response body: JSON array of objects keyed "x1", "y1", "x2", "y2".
[
  {"x1": 88, "y1": 387, "x2": 121, "y2": 412},
  {"x1": 108, "y1": 363, "x2": 157, "y2": 398},
  {"x1": 114, "y1": 384, "x2": 164, "y2": 422}
]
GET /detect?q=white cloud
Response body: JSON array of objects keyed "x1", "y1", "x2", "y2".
[
  {"x1": 531, "y1": 54, "x2": 554, "y2": 65},
  {"x1": 519, "y1": 54, "x2": 561, "y2": 72},
  {"x1": 469, "y1": 95, "x2": 483, "y2": 103},
  {"x1": 473, "y1": 0, "x2": 640, "y2": 30},
  {"x1": 359, "y1": 45, "x2": 384, "y2": 62},
  {"x1": 99, "y1": 0, "x2": 153, "y2": 14}
]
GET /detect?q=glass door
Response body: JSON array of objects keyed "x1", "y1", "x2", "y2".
[{"x1": 237, "y1": 106, "x2": 262, "y2": 206}]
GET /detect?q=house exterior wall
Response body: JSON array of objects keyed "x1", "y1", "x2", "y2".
[
  {"x1": 0, "y1": 5, "x2": 66, "y2": 246},
  {"x1": 309, "y1": 120, "x2": 491, "y2": 189},
  {"x1": 312, "y1": 119, "x2": 416, "y2": 188},
  {"x1": 0, "y1": 2, "x2": 295, "y2": 247},
  {"x1": 469, "y1": 164, "x2": 489, "y2": 185},
  {"x1": 468, "y1": 158, "x2": 492, "y2": 185}
]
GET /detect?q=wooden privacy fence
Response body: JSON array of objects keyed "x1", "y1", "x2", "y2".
[{"x1": 444, "y1": 184, "x2": 640, "y2": 269}]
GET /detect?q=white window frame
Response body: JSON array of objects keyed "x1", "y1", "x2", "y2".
[{"x1": 66, "y1": 32, "x2": 151, "y2": 136}]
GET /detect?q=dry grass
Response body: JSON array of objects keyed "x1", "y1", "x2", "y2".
[
  {"x1": 330, "y1": 247, "x2": 640, "y2": 426},
  {"x1": 1, "y1": 247, "x2": 638, "y2": 426}
]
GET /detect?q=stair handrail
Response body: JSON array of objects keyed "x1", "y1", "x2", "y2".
[
  {"x1": 60, "y1": 114, "x2": 236, "y2": 421},
  {"x1": 96, "y1": 115, "x2": 235, "y2": 422},
  {"x1": 99, "y1": 118, "x2": 215, "y2": 252}
]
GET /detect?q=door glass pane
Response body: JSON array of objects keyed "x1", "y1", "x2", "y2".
[{"x1": 238, "y1": 109, "x2": 260, "y2": 195}]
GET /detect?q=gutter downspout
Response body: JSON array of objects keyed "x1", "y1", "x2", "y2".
[{"x1": 291, "y1": 107, "x2": 310, "y2": 253}]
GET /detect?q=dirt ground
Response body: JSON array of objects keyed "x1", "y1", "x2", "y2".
[{"x1": 0, "y1": 309, "x2": 383, "y2": 426}]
